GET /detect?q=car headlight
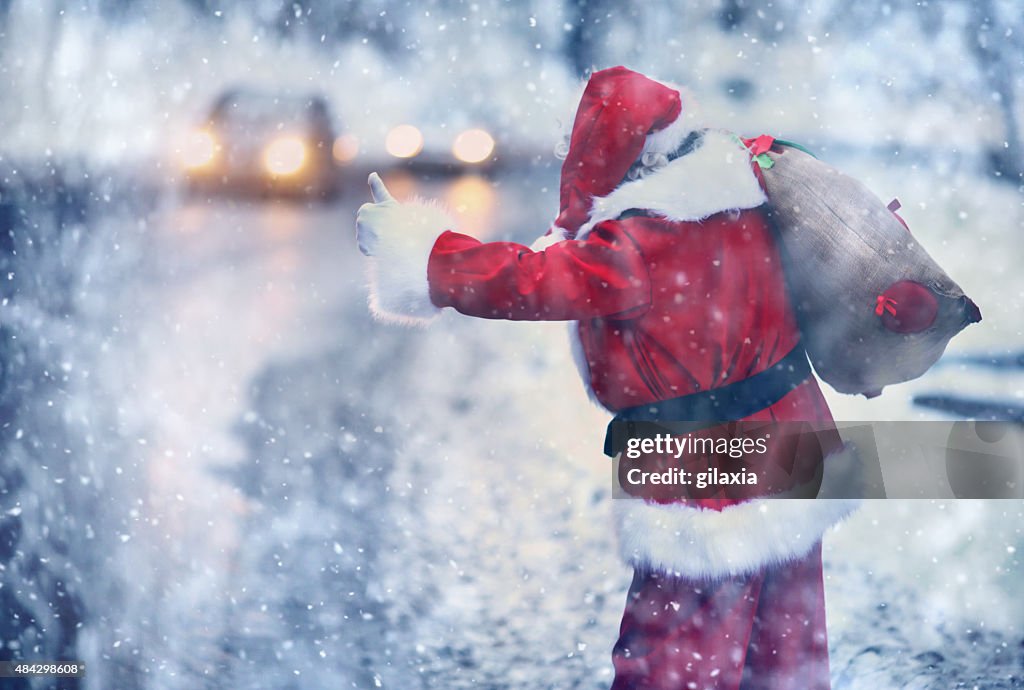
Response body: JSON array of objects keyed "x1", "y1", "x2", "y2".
[
  {"x1": 385, "y1": 125, "x2": 424, "y2": 159},
  {"x1": 263, "y1": 136, "x2": 307, "y2": 176},
  {"x1": 332, "y1": 134, "x2": 360, "y2": 163},
  {"x1": 452, "y1": 128, "x2": 495, "y2": 165},
  {"x1": 181, "y1": 129, "x2": 217, "y2": 170}
]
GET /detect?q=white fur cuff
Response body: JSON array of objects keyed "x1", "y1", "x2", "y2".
[
  {"x1": 366, "y1": 201, "x2": 453, "y2": 325},
  {"x1": 528, "y1": 225, "x2": 570, "y2": 252}
]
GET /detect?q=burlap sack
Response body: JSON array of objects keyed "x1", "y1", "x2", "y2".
[{"x1": 761, "y1": 145, "x2": 981, "y2": 396}]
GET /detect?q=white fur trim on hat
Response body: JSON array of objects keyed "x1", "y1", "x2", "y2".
[
  {"x1": 365, "y1": 200, "x2": 452, "y2": 325},
  {"x1": 578, "y1": 130, "x2": 767, "y2": 238},
  {"x1": 643, "y1": 80, "x2": 702, "y2": 157},
  {"x1": 614, "y1": 443, "x2": 861, "y2": 579}
]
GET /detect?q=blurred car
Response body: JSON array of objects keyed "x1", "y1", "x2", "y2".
[{"x1": 180, "y1": 88, "x2": 341, "y2": 199}]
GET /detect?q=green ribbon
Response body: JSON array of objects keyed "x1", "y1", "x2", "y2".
[
  {"x1": 753, "y1": 152, "x2": 774, "y2": 170},
  {"x1": 772, "y1": 138, "x2": 818, "y2": 159},
  {"x1": 734, "y1": 134, "x2": 818, "y2": 171}
]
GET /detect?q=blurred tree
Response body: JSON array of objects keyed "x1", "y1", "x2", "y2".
[
  {"x1": 715, "y1": 0, "x2": 1023, "y2": 184},
  {"x1": 566, "y1": 0, "x2": 611, "y2": 78},
  {"x1": 31, "y1": 0, "x2": 67, "y2": 130},
  {"x1": 97, "y1": 0, "x2": 144, "y2": 19},
  {"x1": 0, "y1": 167, "x2": 93, "y2": 690},
  {"x1": 179, "y1": 0, "x2": 217, "y2": 12},
  {"x1": 713, "y1": 0, "x2": 797, "y2": 40},
  {"x1": 254, "y1": 0, "x2": 403, "y2": 56},
  {"x1": 717, "y1": 0, "x2": 746, "y2": 31},
  {"x1": 968, "y1": 0, "x2": 1024, "y2": 182}
]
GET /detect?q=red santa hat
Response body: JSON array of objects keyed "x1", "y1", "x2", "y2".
[
  {"x1": 553, "y1": 66, "x2": 695, "y2": 237},
  {"x1": 532, "y1": 66, "x2": 766, "y2": 250}
]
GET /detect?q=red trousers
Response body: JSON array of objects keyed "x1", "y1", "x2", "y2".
[{"x1": 611, "y1": 544, "x2": 829, "y2": 690}]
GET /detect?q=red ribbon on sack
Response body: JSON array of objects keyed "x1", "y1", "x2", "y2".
[
  {"x1": 741, "y1": 135, "x2": 776, "y2": 190},
  {"x1": 742, "y1": 134, "x2": 776, "y2": 156},
  {"x1": 875, "y1": 295, "x2": 898, "y2": 316},
  {"x1": 887, "y1": 198, "x2": 911, "y2": 233}
]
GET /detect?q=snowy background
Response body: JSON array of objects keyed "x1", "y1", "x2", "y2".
[{"x1": 0, "y1": 1, "x2": 1022, "y2": 688}]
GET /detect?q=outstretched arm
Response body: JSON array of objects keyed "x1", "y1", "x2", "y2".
[{"x1": 357, "y1": 174, "x2": 651, "y2": 324}]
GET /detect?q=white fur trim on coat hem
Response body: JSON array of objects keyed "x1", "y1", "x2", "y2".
[
  {"x1": 615, "y1": 444, "x2": 861, "y2": 580},
  {"x1": 366, "y1": 201, "x2": 452, "y2": 325},
  {"x1": 579, "y1": 130, "x2": 766, "y2": 237}
]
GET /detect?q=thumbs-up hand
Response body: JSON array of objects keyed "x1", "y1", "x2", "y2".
[
  {"x1": 353, "y1": 172, "x2": 454, "y2": 323},
  {"x1": 356, "y1": 173, "x2": 398, "y2": 256},
  {"x1": 367, "y1": 172, "x2": 395, "y2": 205}
]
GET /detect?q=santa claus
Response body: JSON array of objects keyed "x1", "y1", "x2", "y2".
[{"x1": 356, "y1": 66, "x2": 861, "y2": 690}]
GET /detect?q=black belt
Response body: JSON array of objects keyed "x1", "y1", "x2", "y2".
[{"x1": 603, "y1": 346, "x2": 812, "y2": 457}]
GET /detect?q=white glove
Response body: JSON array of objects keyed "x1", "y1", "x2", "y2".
[
  {"x1": 354, "y1": 172, "x2": 454, "y2": 324},
  {"x1": 355, "y1": 172, "x2": 398, "y2": 257}
]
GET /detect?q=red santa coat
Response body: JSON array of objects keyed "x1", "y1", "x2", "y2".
[
  {"x1": 430, "y1": 208, "x2": 814, "y2": 412},
  {"x1": 365, "y1": 128, "x2": 858, "y2": 580}
]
